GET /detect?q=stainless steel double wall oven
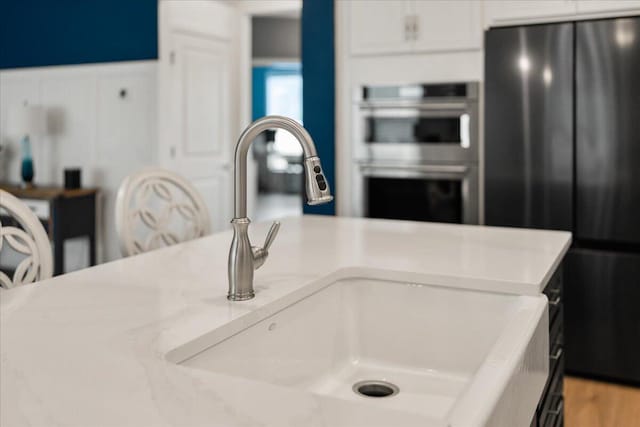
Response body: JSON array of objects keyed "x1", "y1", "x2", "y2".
[{"x1": 353, "y1": 82, "x2": 479, "y2": 224}]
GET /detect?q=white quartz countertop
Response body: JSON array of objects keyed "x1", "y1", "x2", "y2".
[{"x1": 0, "y1": 216, "x2": 571, "y2": 427}]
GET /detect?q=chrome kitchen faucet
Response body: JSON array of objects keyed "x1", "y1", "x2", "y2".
[{"x1": 227, "y1": 116, "x2": 333, "y2": 301}]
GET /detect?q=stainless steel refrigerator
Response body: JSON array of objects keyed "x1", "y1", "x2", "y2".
[{"x1": 485, "y1": 17, "x2": 640, "y2": 385}]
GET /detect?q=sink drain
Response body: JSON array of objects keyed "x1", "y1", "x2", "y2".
[{"x1": 353, "y1": 380, "x2": 399, "y2": 398}]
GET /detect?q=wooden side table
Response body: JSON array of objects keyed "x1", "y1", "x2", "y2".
[{"x1": 0, "y1": 184, "x2": 99, "y2": 276}]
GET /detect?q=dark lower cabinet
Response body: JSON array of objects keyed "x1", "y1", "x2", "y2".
[
  {"x1": 565, "y1": 249, "x2": 640, "y2": 384},
  {"x1": 531, "y1": 266, "x2": 564, "y2": 427}
]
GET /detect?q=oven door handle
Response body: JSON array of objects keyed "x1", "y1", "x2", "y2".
[
  {"x1": 359, "y1": 163, "x2": 469, "y2": 173},
  {"x1": 360, "y1": 107, "x2": 469, "y2": 119},
  {"x1": 358, "y1": 163, "x2": 470, "y2": 179},
  {"x1": 359, "y1": 101, "x2": 470, "y2": 110}
]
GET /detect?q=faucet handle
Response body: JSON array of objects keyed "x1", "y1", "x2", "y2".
[
  {"x1": 263, "y1": 221, "x2": 280, "y2": 251},
  {"x1": 252, "y1": 221, "x2": 280, "y2": 270}
]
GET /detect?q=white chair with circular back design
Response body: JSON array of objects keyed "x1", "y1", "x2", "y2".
[
  {"x1": 0, "y1": 190, "x2": 53, "y2": 289},
  {"x1": 115, "y1": 168, "x2": 211, "y2": 257}
]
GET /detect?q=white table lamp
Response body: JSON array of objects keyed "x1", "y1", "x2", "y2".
[
  {"x1": 7, "y1": 105, "x2": 45, "y2": 138},
  {"x1": 6, "y1": 104, "x2": 46, "y2": 187}
]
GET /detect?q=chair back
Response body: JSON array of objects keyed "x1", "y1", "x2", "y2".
[
  {"x1": 115, "y1": 168, "x2": 211, "y2": 256},
  {"x1": 0, "y1": 190, "x2": 53, "y2": 289}
]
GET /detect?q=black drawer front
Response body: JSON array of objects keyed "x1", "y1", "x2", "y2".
[
  {"x1": 543, "y1": 266, "x2": 563, "y2": 299},
  {"x1": 535, "y1": 264, "x2": 564, "y2": 427},
  {"x1": 549, "y1": 299, "x2": 562, "y2": 328},
  {"x1": 540, "y1": 392, "x2": 564, "y2": 426},
  {"x1": 540, "y1": 355, "x2": 564, "y2": 426},
  {"x1": 540, "y1": 338, "x2": 564, "y2": 412},
  {"x1": 545, "y1": 266, "x2": 563, "y2": 325},
  {"x1": 550, "y1": 307, "x2": 563, "y2": 347}
]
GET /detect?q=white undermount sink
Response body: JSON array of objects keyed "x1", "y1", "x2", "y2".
[{"x1": 167, "y1": 274, "x2": 549, "y2": 427}]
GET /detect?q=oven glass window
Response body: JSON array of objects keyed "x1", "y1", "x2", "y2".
[
  {"x1": 366, "y1": 177, "x2": 462, "y2": 223},
  {"x1": 364, "y1": 114, "x2": 469, "y2": 146}
]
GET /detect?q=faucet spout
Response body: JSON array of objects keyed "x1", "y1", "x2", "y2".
[
  {"x1": 233, "y1": 115, "x2": 331, "y2": 218},
  {"x1": 228, "y1": 116, "x2": 333, "y2": 301}
]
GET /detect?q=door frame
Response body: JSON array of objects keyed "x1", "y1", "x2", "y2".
[
  {"x1": 158, "y1": 0, "x2": 302, "y2": 222},
  {"x1": 236, "y1": 1, "x2": 303, "y2": 219}
]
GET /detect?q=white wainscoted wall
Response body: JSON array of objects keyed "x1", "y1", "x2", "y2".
[{"x1": 0, "y1": 61, "x2": 157, "y2": 267}]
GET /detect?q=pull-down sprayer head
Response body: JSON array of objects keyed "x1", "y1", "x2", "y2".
[{"x1": 303, "y1": 156, "x2": 333, "y2": 205}]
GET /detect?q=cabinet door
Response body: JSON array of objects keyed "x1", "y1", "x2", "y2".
[
  {"x1": 165, "y1": 31, "x2": 234, "y2": 231},
  {"x1": 576, "y1": 0, "x2": 640, "y2": 14},
  {"x1": 412, "y1": 0, "x2": 482, "y2": 52},
  {"x1": 349, "y1": 0, "x2": 412, "y2": 55},
  {"x1": 565, "y1": 249, "x2": 640, "y2": 383},
  {"x1": 484, "y1": 0, "x2": 577, "y2": 27}
]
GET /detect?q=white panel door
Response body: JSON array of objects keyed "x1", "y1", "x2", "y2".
[
  {"x1": 198, "y1": 172, "x2": 231, "y2": 232},
  {"x1": 349, "y1": 0, "x2": 413, "y2": 55},
  {"x1": 181, "y1": 39, "x2": 228, "y2": 158},
  {"x1": 158, "y1": 0, "x2": 244, "y2": 232},
  {"x1": 412, "y1": 0, "x2": 482, "y2": 52},
  {"x1": 162, "y1": 30, "x2": 235, "y2": 231}
]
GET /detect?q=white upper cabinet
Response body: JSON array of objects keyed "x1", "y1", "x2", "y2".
[
  {"x1": 412, "y1": 0, "x2": 482, "y2": 52},
  {"x1": 575, "y1": 0, "x2": 640, "y2": 14},
  {"x1": 348, "y1": 1, "x2": 640, "y2": 55},
  {"x1": 349, "y1": 1, "x2": 413, "y2": 55},
  {"x1": 349, "y1": 0, "x2": 482, "y2": 56},
  {"x1": 484, "y1": 0, "x2": 640, "y2": 27},
  {"x1": 483, "y1": 0, "x2": 578, "y2": 27}
]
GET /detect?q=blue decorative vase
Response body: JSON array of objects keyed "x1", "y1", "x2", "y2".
[{"x1": 20, "y1": 135, "x2": 34, "y2": 187}]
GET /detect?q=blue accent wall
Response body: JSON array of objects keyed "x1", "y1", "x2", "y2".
[
  {"x1": 252, "y1": 63, "x2": 301, "y2": 121},
  {"x1": 0, "y1": 0, "x2": 158, "y2": 69},
  {"x1": 301, "y1": 0, "x2": 335, "y2": 216},
  {"x1": 252, "y1": 67, "x2": 269, "y2": 121}
]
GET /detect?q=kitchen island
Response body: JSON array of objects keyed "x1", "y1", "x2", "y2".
[{"x1": 0, "y1": 216, "x2": 570, "y2": 427}]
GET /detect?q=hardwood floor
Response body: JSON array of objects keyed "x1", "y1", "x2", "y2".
[{"x1": 565, "y1": 376, "x2": 640, "y2": 427}]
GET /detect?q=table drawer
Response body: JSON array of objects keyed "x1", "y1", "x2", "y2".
[{"x1": 21, "y1": 198, "x2": 50, "y2": 220}]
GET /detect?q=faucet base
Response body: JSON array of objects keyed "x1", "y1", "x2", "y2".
[
  {"x1": 227, "y1": 291, "x2": 255, "y2": 301},
  {"x1": 228, "y1": 218, "x2": 255, "y2": 301}
]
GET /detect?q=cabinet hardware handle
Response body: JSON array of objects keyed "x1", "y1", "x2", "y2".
[
  {"x1": 412, "y1": 15, "x2": 419, "y2": 40},
  {"x1": 546, "y1": 396, "x2": 564, "y2": 417},
  {"x1": 549, "y1": 296, "x2": 561, "y2": 306},
  {"x1": 404, "y1": 16, "x2": 412, "y2": 41},
  {"x1": 550, "y1": 347, "x2": 563, "y2": 361}
]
